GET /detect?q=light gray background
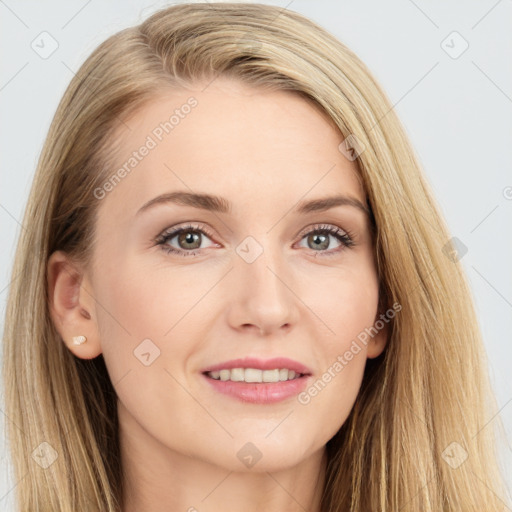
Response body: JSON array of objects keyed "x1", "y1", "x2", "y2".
[{"x1": 1, "y1": 0, "x2": 511, "y2": 509}]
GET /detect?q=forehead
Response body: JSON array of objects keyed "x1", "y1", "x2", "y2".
[{"x1": 98, "y1": 78, "x2": 365, "y2": 219}]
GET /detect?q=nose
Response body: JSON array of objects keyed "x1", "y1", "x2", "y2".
[{"x1": 225, "y1": 243, "x2": 300, "y2": 336}]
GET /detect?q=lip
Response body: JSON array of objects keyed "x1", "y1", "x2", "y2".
[
  {"x1": 201, "y1": 356, "x2": 312, "y2": 404},
  {"x1": 201, "y1": 356, "x2": 312, "y2": 375},
  {"x1": 202, "y1": 373, "x2": 311, "y2": 404}
]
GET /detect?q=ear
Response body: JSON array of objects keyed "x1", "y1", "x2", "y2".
[
  {"x1": 47, "y1": 250, "x2": 102, "y2": 359},
  {"x1": 366, "y1": 309, "x2": 389, "y2": 359}
]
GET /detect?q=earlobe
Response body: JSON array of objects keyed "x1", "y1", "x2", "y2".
[
  {"x1": 47, "y1": 250, "x2": 102, "y2": 359},
  {"x1": 366, "y1": 311, "x2": 389, "y2": 359}
]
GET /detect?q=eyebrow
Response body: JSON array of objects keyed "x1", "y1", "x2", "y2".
[{"x1": 136, "y1": 191, "x2": 370, "y2": 217}]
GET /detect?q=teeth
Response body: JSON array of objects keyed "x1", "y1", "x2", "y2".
[
  {"x1": 245, "y1": 368, "x2": 262, "y2": 382},
  {"x1": 262, "y1": 369, "x2": 279, "y2": 383},
  {"x1": 207, "y1": 368, "x2": 303, "y2": 382},
  {"x1": 230, "y1": 368, "x2": 244, "y2": 381}
]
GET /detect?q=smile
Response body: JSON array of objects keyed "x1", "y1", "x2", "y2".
[{"x1": 201, "y1": 357, "x2": 312, "y2": 404}]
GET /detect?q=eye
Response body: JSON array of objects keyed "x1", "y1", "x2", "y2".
[
  {"x1": 155, "y1": 223, "x2": 218, "y2": 257},
  {"x1": 296, "y1": 224, "x2": 355, "y2": 256}
]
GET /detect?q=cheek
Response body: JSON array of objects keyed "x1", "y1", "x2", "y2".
[
  {"x1": 300, "y1": 255, "x2": 380, "y2": 345},
  {"x1": 323, "y1": 268, "x2": 379, "y2": 377},
  {"x1": 92, "y1": 254, "x2": 217, "y2": 381},
  {"x1": 294, "y1": 260, "x2": 379, "y2": 427},
  {"x1": 95, "y1": 250, "x2": 210, "y2": 336}
]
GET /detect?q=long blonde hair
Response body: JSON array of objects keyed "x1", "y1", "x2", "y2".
[{"x1": 2, "y1": 3, "x2": 509, "y2": 510}]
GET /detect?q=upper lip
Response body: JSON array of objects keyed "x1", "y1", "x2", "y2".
[{"x1": 202, "y1": 357, "x2": 312, "y2": 375}]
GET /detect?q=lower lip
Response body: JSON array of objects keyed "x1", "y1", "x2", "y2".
[{"x1": 202, "y1": 373, "x2": 310, "y2": 404}]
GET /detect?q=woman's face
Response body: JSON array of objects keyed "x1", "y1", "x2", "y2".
[{"x1": 59, "y1": 78, "x2": 387, "y2": 472}]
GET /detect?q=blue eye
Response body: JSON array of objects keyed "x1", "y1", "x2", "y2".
[{"x1": 155, "y1": 222, "x2": 355, "y2": 258}]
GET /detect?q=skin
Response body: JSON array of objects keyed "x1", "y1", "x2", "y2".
[{"x1": 48, "y1": 77, "x2": 388, "y2": 512}]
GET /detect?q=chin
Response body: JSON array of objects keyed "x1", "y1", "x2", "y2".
[{"x1": 225, "y1": 436, "x2": 320, "y2": 473}]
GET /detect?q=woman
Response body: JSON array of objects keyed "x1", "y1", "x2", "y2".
[{"x1": 2, "y1": 3, "x2": 509, "y2": 511}]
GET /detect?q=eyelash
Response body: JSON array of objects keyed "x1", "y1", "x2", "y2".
[{"x1": 154, "y1": 222, "x2": 355, "y2": 258}]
